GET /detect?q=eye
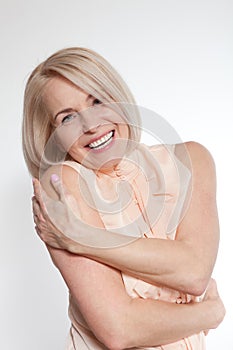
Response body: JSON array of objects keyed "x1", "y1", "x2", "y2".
[
  {"x1": 61, "y1": 112, "x2": 79, "y2": 124},
  {"x1": 93, "y1": 98, "x2": 102, "y2": 105}
]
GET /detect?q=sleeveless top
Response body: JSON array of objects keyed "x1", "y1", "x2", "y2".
[{"x1": 64, "y1": 143, "x2": 205, "y2": 350}]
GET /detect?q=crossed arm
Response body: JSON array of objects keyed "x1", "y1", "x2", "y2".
[
  {"x1": 36, "y1": 142, "x2": 219, "y2": 294},
  {"x1": 33, "y1": 141, "x2": 223, "y2": 348},
  {"x1": 76, "y1": 141, "x2": 219, "y2": 295},
  {"x1": 47, "y1": 246, "x2": 223, "y2": 349}
]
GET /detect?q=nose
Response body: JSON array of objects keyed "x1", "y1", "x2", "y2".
[
  {"x1": 80, "y1": 109, "x2": 101, "y2": 134},
  {"x1": 83, "y1": 124, "x2": 100, "y2": 133}
]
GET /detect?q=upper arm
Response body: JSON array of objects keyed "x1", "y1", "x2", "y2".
[
  {"x1": 47, "y1": 246, "x2": 131, "y2": 348},
  {"x1": 175, "y1": 141, "x2": 219, "y2": 285}
]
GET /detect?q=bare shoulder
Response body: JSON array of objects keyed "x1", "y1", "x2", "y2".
[
  {"x1": 40, "y1": 163, "x2": 81, "y2": 200},
  {"x1": 185, "y1": 141, "x2": 215, "y2": 164},
  {"x1": 175, "y1": 141, "x2": 217, "y2": 191},
  {"x1": 186, "y1": 141, "x2": 216, "y2": 180}
]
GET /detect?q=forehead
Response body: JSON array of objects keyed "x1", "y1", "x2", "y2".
[{"x1": 43, "y1": 76, "x2": 87, "y2": 113}]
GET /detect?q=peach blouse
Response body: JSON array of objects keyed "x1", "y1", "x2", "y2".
[{"x1": 64, "y1": 143, "x2": 206, "y2": 350}]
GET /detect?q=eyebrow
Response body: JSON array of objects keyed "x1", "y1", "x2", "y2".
[
  {"x1": 54, "y1": 94, "x2": 93, "y2": 120},
  {"x1": 54, "y1": 108, "x2": 76, "y2": 120}
]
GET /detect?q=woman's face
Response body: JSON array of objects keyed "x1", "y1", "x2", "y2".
[{"x1": 43, "y1": 76, "x2": 130, "y2": 171}]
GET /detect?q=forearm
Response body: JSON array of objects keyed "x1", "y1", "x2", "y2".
[
  {"x1": 35, "y1": 149, "x2": 218, "y2": 296},
  {"x1": 47, "y1": 247, "x2": 224, "y2": 350},
  {"x1": 78, "y1": 237, "x2": 203, "y2": 295},
  {"x1": 116, "y1": 298, "x2": 215, "y2": 349}
]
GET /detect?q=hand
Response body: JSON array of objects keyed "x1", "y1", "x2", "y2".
[
  {"x1": 32, "y1": 176, "x2": 143, "y2": 251},
  {"x1": 203, "y1": 278, "x2": 226, "y2": 335},
  {"x1": 32, "y1": 177, "x2": 80, "y2": 252}
]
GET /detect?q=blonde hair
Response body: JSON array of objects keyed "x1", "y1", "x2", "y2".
[{"x1": 22, "y1": 47, "x2": 141, "y2": 178}]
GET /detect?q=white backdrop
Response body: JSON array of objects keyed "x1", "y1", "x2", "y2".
[{"x1": 1, "y1": 1, "x2": 232, "y2": 349}]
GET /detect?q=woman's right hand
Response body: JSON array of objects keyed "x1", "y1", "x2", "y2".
[
  {"x1": 203, "y1": 279, "x2": 226, "y2": 334},
  {"x1": 32, "y1": 174, "x2": 143, "y2": 251},
  {"x1": 32, "y1": 177, "x2": 83, "y2": 252}
]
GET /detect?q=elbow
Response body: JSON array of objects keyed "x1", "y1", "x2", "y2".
[
  {"x1": 178, "y1": 255, "x2": 211, "y2": 296},
  {"x1": 96, "y1": 319, "x2": 130, "y2": 350},
  {"x1": 105, "y1": 342, "x2": 125, "y2": 350},
  {"x1": 183, "y1": 273, "x2": 210, "y2": 296},
  {"x1": 190, "y1": 278, "x2": 209, "y2": 296},
  {"x1": 102, "y1": 333, "x2": 128, "y2": 350},
  {"x1": 102, "y1": 325, "x2": 134, "y2": 350},
  {"x1": 99, "y1": 316, "x2": 133, "y2": 350},
  {"x1": 193, "y1": 277, "x2": 210, "y2": 296}
]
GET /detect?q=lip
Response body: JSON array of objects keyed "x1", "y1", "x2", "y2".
[
  {"x1": 85, "y1": 130, "x2": 115, "y2": 147},
  {"x1": 86, "y1": 130, "x2": 115, "y2": 153}
]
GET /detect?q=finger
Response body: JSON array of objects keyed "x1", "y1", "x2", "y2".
[
  {"x1": 32, "y1": 199, "x2": 62, "y2": 233},
  {"x1": 32, "y1": 196, "x2": 46, "y2": 222},
  {"x1": 33, "y1": 179, "x2": 51, "y2": 217},
  {"x1": 33, "y1": 178, "x2": 46, "y2": 210},
  {"x1": 33, "y1": 179, "x2": 47, "y2": 207},
  {"x1": 33, "y1": 214, "x2": 39, "y2": 225},
  {"x1": 33, "y1": 178, "x2": 42, "y2": 201},
  {"x1": 50, "y1": 174, "x2": 66, "y2": 201},
  {"x1": 35, "y1": 225, "x2": 48, "y2": 243},
  {"x1": 35, "y1": 223, "x2": 62, "y2": 249},
  {"x1": 33, "y1": 210, "x2": 48, "y2": 228},
  {"x1": 32, "y1": 196, "x2": 40, "y2": 214},
  {"x1": 33, "y1": 211, "x2": 44, "y2": 227},
  {"x1": 35, "y1": 225, "x2": 42, "y2": 239}
]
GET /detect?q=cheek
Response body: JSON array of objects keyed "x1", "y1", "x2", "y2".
[
  {"x1": 119, "y1": 124, "x2": 130, "y2": 139},
  {"x1": 53, "y1": 119, "x2": 84, "y2": 153},
  {"x1": 67, "y1": 141, "x2": 86, "y2": 161}
]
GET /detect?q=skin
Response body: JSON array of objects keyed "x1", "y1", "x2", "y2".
[
  {"x1": 35, "y1": 142, "x2": 220, "y2": 295},
  {"x1": 32, "y1": 76, "x2": 224, "y2": 349},
  {"x1": 81, "y1": 141, "x2": 220, "y2": 295},
  {"x1": 33, "y1": 171, "x2": 225, "y2": 349},
  {"x1": 43, "y1": 76, "x2": 130, "y2": 172}
]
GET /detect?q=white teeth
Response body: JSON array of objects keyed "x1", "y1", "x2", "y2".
[{"x1": 89, "y1": 131, "x2": 114, "y2": 149}]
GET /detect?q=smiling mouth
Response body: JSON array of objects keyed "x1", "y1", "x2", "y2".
[{"x1": 87, "y1": 130, "x2": 115, "y2": 150}]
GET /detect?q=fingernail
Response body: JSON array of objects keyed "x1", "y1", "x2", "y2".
[{"x1": 51, "y1": 174, "x2": 59, "y2": 182}]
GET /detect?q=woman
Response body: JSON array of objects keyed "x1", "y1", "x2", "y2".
[{"x1": 23, "y1": 47, "x2": 225, "y2": 349}]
